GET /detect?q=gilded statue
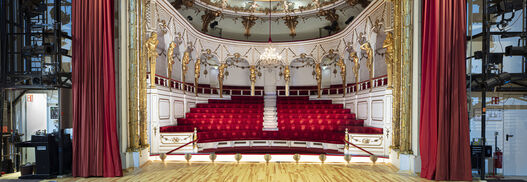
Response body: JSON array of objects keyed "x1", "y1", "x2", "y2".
[
  {"x1": 350, "y1": 52, "x2": 360, "y2": 93},
  {"x1": 194, "y1": 58, "x2": 201, "y2": 96},
  {"x1": 383, "y1": 32, "x2": 394, "y2": 89},
  {"x1": 167, "y1": 42, "x2": 177, "y2": 90},
  {"x1": 336, "y1": 58, "x2": 346, "y2": 97},
  {"x1": 145, "y1": 32, "x2": 159, "y2": 88},
  {"x1": 284, "y1": 65, "x2": 291, "y2": 96},
  {"x1": 249, "y1": 65, "x2": 257, "y2": 96},
  {"x1": 218, "y1": 63, "x2": 227, "y2": 98},
  {"x1": 315, "y1": 63, "x2": 322, "y2": 98},
  {"x1": 181, "y1": 50, "x2": 191, "y2": 92},
  {"x1": 360, "y1": 42, "x2": 374, "y2": 91}
]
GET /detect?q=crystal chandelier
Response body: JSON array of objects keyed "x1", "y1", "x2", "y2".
[
  {"x1": 259, "y1": 45, "x2": 282, "y2": 66},
  {"x1": 258, "y1": 0, "x2": 282, "y2": 67}
]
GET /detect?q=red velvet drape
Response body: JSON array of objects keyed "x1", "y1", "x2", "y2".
[
  {"x1": 420, "y1": 0, "x2": 471, "y2": 180},
  {"x1": 72, "y1": 0, "x2": 122, "y2": 177}
]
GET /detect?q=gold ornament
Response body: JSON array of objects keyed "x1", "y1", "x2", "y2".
[
  {"x1": 293, "y1": 154, "x2": 300, "y2": 164},
  {"x1": 218, "y1": 63, "x2": 227, "y2": 98},
  {"x1": 264, "y1": 154, "x2": 272, "y2": 164},
  {"x1": 194, "y1": 58, "x2": 201, "y2": 96},
  {"x1": 336, "y1": 58, "x2": 346, "y2": 97},
  {"x1": 319, "y1": 154, "x2": 327, "y2": 164},
  {"x1": 145, "y1": 32, "x2": 159, "y2": 88},
  {"x1": 315, "y1": 63, "x2": 322, "y2": 98},
  {"x1": 350, "y1": 52, "x2": 360, "y2": 93},
  {"x1": 235, "y1": 153, "x2": 242, "y2": 164},
  {"x1": 382, "y1": 32, "x2": 394, "y2": 89},
  {"x1": 167, "y1": 42, "x2": 177, "y2": 90},
  {"x1": 182, "y1": 50, "x2": 191, "y2": 92},
  {"x1": 360, "y1": 42, "x2": 373, "y2": 92}
]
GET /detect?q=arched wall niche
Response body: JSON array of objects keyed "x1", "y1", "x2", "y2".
[{"x1": 149, "y1": 0, "x2": 392, "y2": 87}]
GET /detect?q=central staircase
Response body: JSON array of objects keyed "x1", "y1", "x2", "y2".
[{"x1": 262, "y1": 95, "x2": 278, "y2": 131}]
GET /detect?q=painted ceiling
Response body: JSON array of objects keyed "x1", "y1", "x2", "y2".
[{"x1": 168, "y1": 0, "x2": 371, "y2": 41}]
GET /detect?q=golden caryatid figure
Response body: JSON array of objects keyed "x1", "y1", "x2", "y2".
[
  {"x1": 146, "y1": 32, "x2": 159, "y2": 88},
  {"x1": 360, "y1": 42, "x2": 374, "y2": 92},
  {"x1": 350, "y1": 51, "x2": 360, "y2": 93},
  {"x1": 218, "y1": 63, "x2": 227, "y2": 98},
  {"x1": 194, "y1": 58, "x2": 201, "y2": 96},
  {"x1": 315, "y1": 62, "x2": 322, "y2": 98},
  {"x1": 383, "y1": 32, "x2": 394, "y2": 89},
  {"x1": 167, "y1": 42, "x2": 177, "y2": 90},
  {"x1": 249, "y1": 65, "x2": 257, "y2": 96},
  {"x1": 336, "y1": 58, "x2": 346, "y2": 97},
  {"x1": 181, "y1": 50, "x2": 191, "y2": 92},
  {"x1": 284, "y1": 65, "x2": 291, "y2": 96}
]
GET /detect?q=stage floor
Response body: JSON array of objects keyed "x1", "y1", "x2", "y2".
[{"x1": 27, "y1": 161, "x2": 427, "y2": 182}]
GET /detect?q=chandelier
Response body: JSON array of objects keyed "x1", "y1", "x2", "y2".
[
  {"x1": 259, "y1": 45, "x2": 282, "y2": 66},
  {"x1": 258, "y1": 0, "x2": 282, "y2": 67}
]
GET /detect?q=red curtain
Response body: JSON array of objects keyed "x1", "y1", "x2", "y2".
[
  {"x1": 420, "y1": 0, "x2": 471, "y2": 180},
  {"x1": 72, "y1": 0, "x2": 122, "y2": 177}
]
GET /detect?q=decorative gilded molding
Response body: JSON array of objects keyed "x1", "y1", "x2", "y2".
[
  {"x1": 399, "y1": 0, "x2": 413, "y2": 154},
  {"x1": 282, "y1": 15, "x2": 299, "y2": 37},
  {"x1": 317, "y1": 9, "x2": 339, "y2": 31},
  {"x1": 346, "y1": 0, "x2": 370, "y2": 8},
  {"x1": 127, "y1": 0, "x2": 140, "y2": 152},
  {"x1": 241, "y1": 15, "x2": 258, "y2": 37},
  {"x1": 201, "y1": 10, "x2": 221, "y2": 32},
  {"x1": 140, "y1": 0, "x2": 150, "y2": 149}
]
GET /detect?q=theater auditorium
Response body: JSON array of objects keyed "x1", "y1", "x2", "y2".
[{"x1": 0, "y1": 0, "x2": 526, "y2": 181}]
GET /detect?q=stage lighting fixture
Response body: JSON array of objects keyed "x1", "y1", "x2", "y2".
[
  {"x1": 505, "y1": 45, "x2": 527, "y2": 56},
  {"x1": 488, "y1": 0, "x2": 523, "y2": 14},
  {"x1": 473, "y1": 51, "x2": 503, "y2": 64},
  {"x1": 187, "y1": 16, "x2": 193, "y2": 21},
  {"x1": 484, "y1": 72, "x2": 512, "y2": 88}
]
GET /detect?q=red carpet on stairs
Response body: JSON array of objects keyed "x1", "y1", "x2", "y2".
[{"x1": 160, "y1": 96, "x2": 382, "y2": 145}]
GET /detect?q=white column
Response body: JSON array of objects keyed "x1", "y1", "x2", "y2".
[{"x1": 147, "y1": 88, "x2": 160, "y2": 154}]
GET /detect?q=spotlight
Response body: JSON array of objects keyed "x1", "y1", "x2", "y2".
[
  {"x1": 484, "y1": 72, "x2": 512, "y2": 88},
  {"x1": 470, "y1": 73, "x2": 512, "y2": 89},
  {"x1": 187, "y1": 16, "x2": 193, "y2": 21},
  {"x1": 505, "y1": 46, "x2": 527, "y2": 56},
  {"x1": 473, "y1": 52, "x2": 503, "y2": 64}
]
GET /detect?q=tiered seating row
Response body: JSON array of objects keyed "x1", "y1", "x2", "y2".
[
  {"x1": 278, "y1": 113, "x2": 355, "y2": 120},
  {"x1": 196, "y1": 126, "x2": 383, "y2": 144},
  {"x1": 190, "y1": 108, "x2": 261, "y2": 114},
  {"x1": 177, "y1": 118, "x2": 262, "y2": 125},
  {"x1": 277, "y1": 100, "x2": 332, "y2": 104},
  {"x1": 186, "y1": 113, "x2": 262, "y2": 119},
  {"x1": 279, "y1": 109, "x2": 351, "y2": 114},
  {"x1": 197, "y1": 103, "x2": 264, "y2": 108},
  {"x1": 277, "y1": 119, "x2": 363, "y2": 126},
  {"x1": 276, "y1": 104, "x2": 342, "y2": 109}
]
